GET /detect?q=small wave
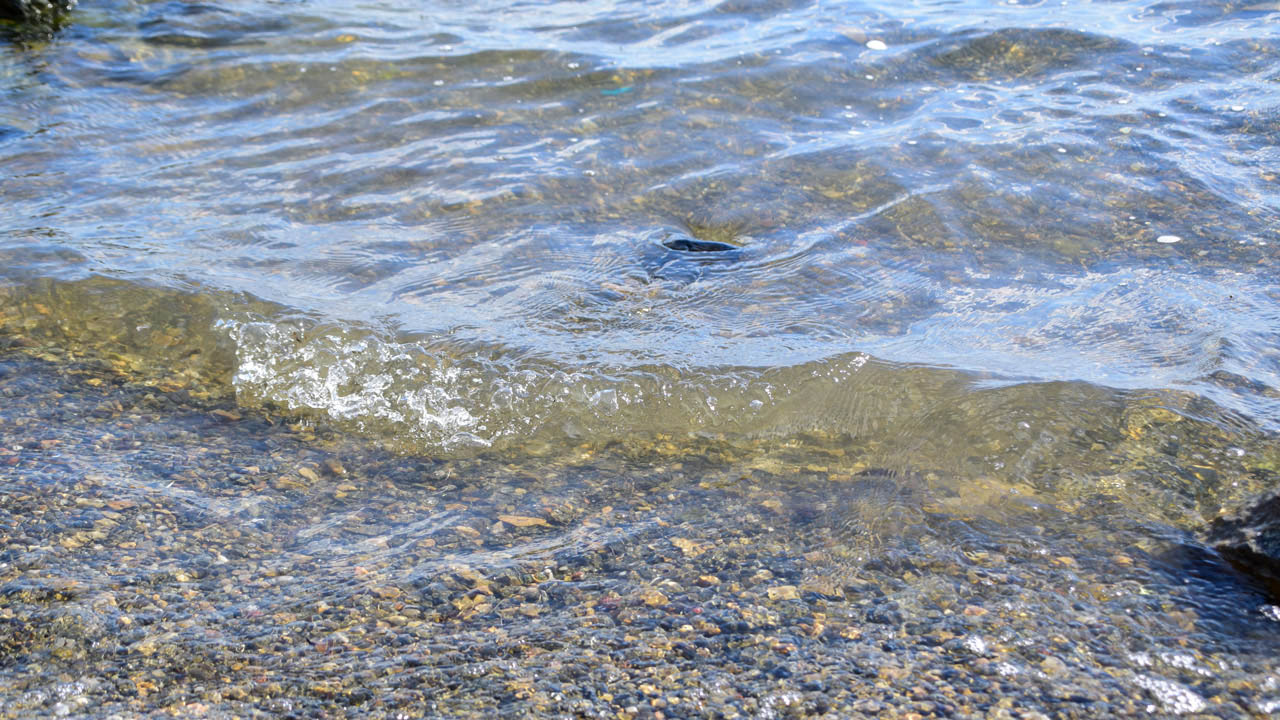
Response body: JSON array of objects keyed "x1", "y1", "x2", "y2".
[{"x1": 0, "y1": 276, "x2": 1274, "y2": 531}]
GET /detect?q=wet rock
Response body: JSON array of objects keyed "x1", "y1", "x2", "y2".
[
  {"x1": 640, "y1": 229, "x2": 742, "y2": 284},
  {"x1": 661, "y1": 236, "x2": 739, "y2": 253},
  {"x1": 766, "y1": 585, "x2": 799, "y2": 601},
  {"x1": 0, "y1": 0, "x2": 74, "y2": 35},
  {"x1": 1204, "y1": 489, "x2": 1280, "y2": 598}
]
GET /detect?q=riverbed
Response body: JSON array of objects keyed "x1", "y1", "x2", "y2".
[{"x1": 3, "y1": 0, "x2": 1280, "y2": 716}]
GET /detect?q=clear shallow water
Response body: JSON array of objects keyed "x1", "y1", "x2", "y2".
[
  {"x1": 3, "y1": 0, "x2": 1279, "y2": 460},
  {"x1": 3, "y1": 1, "x2": 1280, "y2": 715}
]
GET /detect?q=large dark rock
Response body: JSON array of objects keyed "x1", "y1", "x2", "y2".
[
  {"x1": 1204, "y1": 489, "x2": 1280, "y2": 599},
  {"x1": 0, "y1": 0, "x2": 74, "y2": 26}
]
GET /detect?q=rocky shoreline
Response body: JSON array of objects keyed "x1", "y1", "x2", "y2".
[{"x1": 1, "y1": 348, "x2": 1279, "y2": 718}]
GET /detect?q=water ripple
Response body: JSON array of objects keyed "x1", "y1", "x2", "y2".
[{"x1": 2, "y1": 0, "x2": 1279, "y2": 445}]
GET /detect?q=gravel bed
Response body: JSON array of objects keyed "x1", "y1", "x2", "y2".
[{"x1": 1, "y1": 350, "x2": 1279, "y2": 719}]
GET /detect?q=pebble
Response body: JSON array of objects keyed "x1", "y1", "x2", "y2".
[
  {"x1": 1041, "y1": 656, "x2": 1068, "y2": 676},
  {"x1": 766, "y1": 585, "x2": 800, "y2": 601},
  {"x1": 866, "y1": 40, "x2": 888, "y2": 50},
  {"x1": 499, "y1": 514, "x2": 549, "y2": 528},
  {"x1": 1156, "y1": 234, "x2": 1181, "y2": 243}
]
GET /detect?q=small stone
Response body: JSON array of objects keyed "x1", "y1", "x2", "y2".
[
  {"x1": 866, "y1": 39, "x2": 887, "y2": 50},
  {"x1": 852, "y1": 698, "x2": 884, "y2": 713},
  {"x1": 1156, "y1": 235, "x2": 1181, "y2": 244},
  {"x1": 499, "y1": 514, "x2": 549, "y2": 528},
  {"x1": 963, "y1": 605, "x2": 988, "y2": 616},
  {"x1": 878, "y1": 665, "x2": 909, "y2": 682},
  {"x1": 273, "y1": 476, "x2": 307, "y2": 491},
  {"x1": 767, "y1": 585, "x2": 800, "y2": 601},
  {"x1": 672, "y1": 538, "x2": 704, "y2": 557},
  {"x1": 695, "y1": 575, "x2": 720, "y2": 587},
  {"x1": 640, "y1": 589, "x2": 668, "y2": 607},
  {"x1": 1041, "y1": 656, "x2": 1068, "y2": 676}
]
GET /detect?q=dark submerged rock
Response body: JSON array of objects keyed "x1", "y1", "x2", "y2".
[
  {"x1": 1204, "y1": 488, "x2": 1280, "y2": 599},
  {"x1": 643, "y1": 230, "x2": 741, "y2": 284},
  {"x1": 1, "y1": 0, "x2": 74, "y2": 38},
  {"x1": 661, "y1": 236, "x2": 739, "y2": 253},
  {"x1": 0, "y1": 0, "x2": 72, "y2": 22}
]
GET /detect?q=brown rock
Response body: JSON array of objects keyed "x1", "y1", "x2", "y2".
[
  {"x1": 767, "y1": 585, "x2": 800, "y2": 601},
  {"x1": 640, "y1": 589, "x2": 668, "y2": 606},
  {"x1": 499, "y1": 514, "x2": 549, "y2": 528}
]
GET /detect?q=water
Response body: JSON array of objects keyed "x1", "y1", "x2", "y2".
[
  {"x1": 3, "y1": 0, "x2": 1280, "y2": 716},
  {"x1": 5, "y1": 0, "x2": 1279, "y2": 495}
]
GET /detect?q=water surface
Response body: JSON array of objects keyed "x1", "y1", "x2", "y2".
[{"x1": 2, "y1": 0, "x2": 1280, "y2": 715}]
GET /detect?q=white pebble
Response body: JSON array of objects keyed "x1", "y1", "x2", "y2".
[
  {"x1": 1231, "y1": 105, "x2": 1245, "y2": 112},
  {"x1": 866, "y1": 40, "x2": 888, "y2": 50},
  {"x1": 1156, "y1": 235, "x2": 1181, "y2": 244},
  {"x1": 963, "y1": 635, "x2": 988, "y2": 654}
]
